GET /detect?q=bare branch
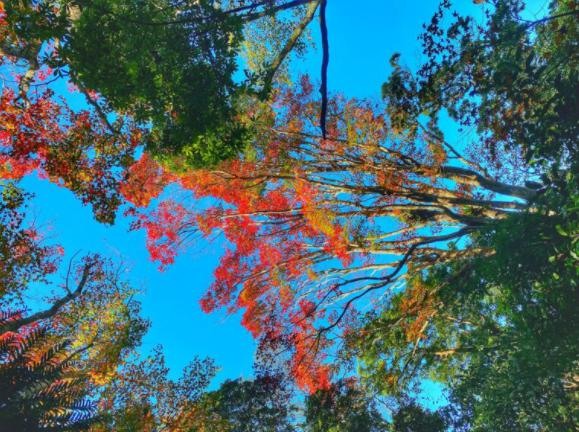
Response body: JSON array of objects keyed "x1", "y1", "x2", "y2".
[
  {"x1": 1, "y1": 262, "x2": 95, "y2": 333},
  {"x1": 318, "y1": 0, "x2": 329, "y2": 138}
]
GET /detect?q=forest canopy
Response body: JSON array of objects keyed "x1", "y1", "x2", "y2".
[{"x1": 0, "y1": 0, "x2": 577, "y2": 430}]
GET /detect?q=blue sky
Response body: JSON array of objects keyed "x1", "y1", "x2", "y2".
[{"x1": 20, "y1": 0, "x2": 545, "y2": 388}]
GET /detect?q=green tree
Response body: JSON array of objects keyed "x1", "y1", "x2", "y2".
[
  {"x1": 383, "y1": 0, "x2": 578, "y2": 171},
  {"x1": 343, "y1": 0, "x2": 578, "y2": 429},
  {"x1": 348, "y1": 133, "x2": 578, "y2": 431},
  {"x1": 389, "y1": 403, "x2": 445, "y2": 432},
  {"x1": 2, "y1": 0, "x2": 321, "y2": 169},
  {"x1": 62, "y1": 0, "x2": 246, "y2": 169},
  {"x1": 442, "y1": 200, "x2": 578, "y2": 430},
  {"x1": 304, "y1": 380, "x2": 387, "y2": 432},
  {"x1": 198, "y1": 374, "x2": 297, "y2": 432}
]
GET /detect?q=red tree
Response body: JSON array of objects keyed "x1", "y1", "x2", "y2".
[{"x1": 138, "y1": 78, "x2": 537, "y2": 393}]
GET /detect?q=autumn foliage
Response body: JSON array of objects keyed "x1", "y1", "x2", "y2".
[
  {"x1": 135, "y1": 77, "x2": 537, "y2": 392},
  {"x1": 0, "y1": 85, "x2": 143, "y2": 223},
  {"x1": 2, "y1": 4, "x2": 575, "y2": 426}
]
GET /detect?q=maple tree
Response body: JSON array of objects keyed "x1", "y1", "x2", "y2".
[
  {"x1": 136, "y1": 74, "x2": 540, "y2": 393},
  {"x1": 136, "y1": 0, "x2": 577, "y2": 399},
  {"x1": 0, "y1": 82, "x2": 142, "y2": 224}
]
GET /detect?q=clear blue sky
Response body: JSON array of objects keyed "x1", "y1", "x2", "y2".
[{"x1": 21, "y1": 0, "x2": 545, "y2": 388}]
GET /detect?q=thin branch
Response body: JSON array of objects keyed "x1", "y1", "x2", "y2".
[
  {"x1": 419, "y1": 124, "x2": 489, "y2": 176},
  {"x1": 239, "y1": 0, "x2": 316, "y2": 22},
  {"x1": 118, "y1": 0, "x2": 316, "y2": 27},
  {"x1": 317, "y1": 227, "x2": 473, "y2": 335},
  {"x1": 318, "y1": 0, "x2": 329, "y2": 138},
  {"x1": 74, "y1": 80, "x2": 118, "y2": 135},
  {"x1": 523, "y1": 9, "x2": 579, "y2": 28}
]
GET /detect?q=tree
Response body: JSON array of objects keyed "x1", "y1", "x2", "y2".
[
  {"x1": 3, "y1": 0, "x2": 576, "y2": 428},
  {"x1": 389, "y1": 402, "x2": 445, "y2": 432},
  {"x1": 0, "y1": 185, "x2": 150, "y2": 428},
  {"x1": 61, "y1": 0, "x2": 247, "y2": 169},
  {"x1": 93, "y1": 349, "x2": 297, "y2": 432},
  {"x1": 384, "y1": 0, "x2": 578, "y2": 171},
  {"x1": 0, "y1": 250, "x2": 149, "y2": 390},
  {"x1": 349, "y1": 193, "x2": 578, "y2": 430},
  {"x1": 1, "y1": 0, "x2": 325, "y2": 223},
  {"x1": 1, "y1": 0, "x2": 323, "y2": 170},
  {"x1": 135, "y1": 0, "x2": 576, "y2": 400},
  {"x1": 0, "y1": 312, "x2": 96, "y2": 431},
  {"x1": 198, "y1": 374, "x2": 297, "y2": 432},
  {"x1": 138, "y1": 74, "x2": 539, "y2": 392},
  {"x1": 91, "y1": 347, "x2": 221, "y2": 432},
  {"x1": 348, "y1": 0, "x2": 579, "y2": 428},
  {"x1": 0, "y1": 79, "x2": 142, "y2": 224},
  {"x1": 443, "y1": 208, "x2": 576, "y2": 430},
  {"x1": 304, "y1": 379, "x2": 387, "y2": 432},
  {"x1": 0, "y1": 183, "x2": 61, "y2": 301},
  {"x1": 446, "y1": 202, "x2": 578, "y2": 431}
]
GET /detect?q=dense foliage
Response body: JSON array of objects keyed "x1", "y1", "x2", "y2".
[
  {"x1": 0, "y1": 0, "x2": 577, "y2": 430},
  {"x1": 1, "y1": 0, "x2": 319, "y2": 169},
  {"x1": 0, "y1": 313, "x2": 96, "y2": 430},
  {"x1": 304, "y1": 380, "x2": 388, "y2": 432}
]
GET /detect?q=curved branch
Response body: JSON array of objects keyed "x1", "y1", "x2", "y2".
[
  {"x1": 1, "y1": 262, "x2": 95, "y2": 333},
  {"x1": 317, "y1": 227, "x2": 474, "y2": 334},
  {"x1": 439, "y1": 166, "x2": 537, "y2": 200}
]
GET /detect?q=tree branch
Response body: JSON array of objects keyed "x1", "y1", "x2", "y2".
[
  {"x1": 318, "y1": 0, "x2": 329, "y2": 139},
  {"x1": 1, "y1": 262, "x2": 95, "y2": 333},
  {"x1": 439, "y1": 165, "x2": 537, "y2": 200},
  {"x1": 317, "y1": 228, "x2": 474, "y2": 335},
  {"x1": 261, "y1": 0, "x2": 320, "y2": 94},
  {"x1": 238, "y1": 0, "x2": 317, "y2": 22}
]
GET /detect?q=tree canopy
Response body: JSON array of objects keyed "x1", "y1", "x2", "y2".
[
  {"x1": 134, "y1": 0, "x2": 578, "y2": 426},
  {"x1": 1, "y1": 0, "x2": 577, "y2": 430},
  {"x1": 1, "y1": 0, "x2": 323, "y2": 170}
]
